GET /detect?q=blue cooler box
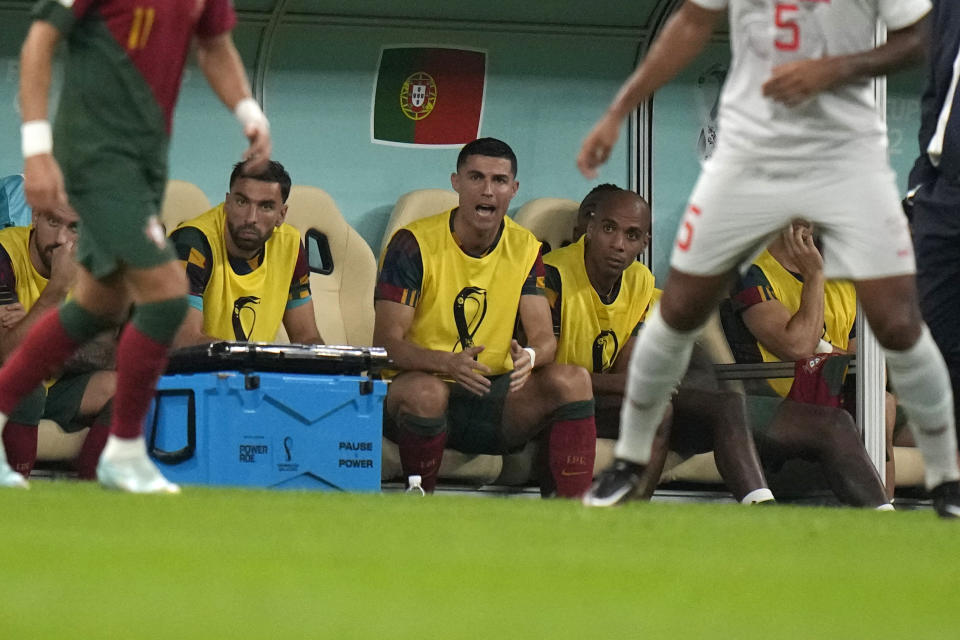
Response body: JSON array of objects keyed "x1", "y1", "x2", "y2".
[{"x1": 143, "y1": 370, "x2": 386, "y2": 491}]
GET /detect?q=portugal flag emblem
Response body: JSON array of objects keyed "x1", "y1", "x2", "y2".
[{"x1": 373, "y1": 47, "x2": 486, "y2": 147}]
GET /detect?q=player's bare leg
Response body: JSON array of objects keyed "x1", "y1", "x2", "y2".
[
  {"x1": 585, "y1": 269, "x2": 732, "y2": 506},
  {"x1": 855, "y1": 275, "x2": 960, "y2": 518},
  {"x1": 756, "y1": 400, "x2": 889, "y2": 508}
]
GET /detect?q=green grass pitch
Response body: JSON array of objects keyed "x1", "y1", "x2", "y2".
[{"x1": 0, "y1": 483, "x2": 956, "y2": 639}]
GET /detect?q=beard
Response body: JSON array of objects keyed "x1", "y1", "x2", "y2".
[
  {"x1": 227, "y1": 222, "x2": 274, "y2": 253},
  {"x1": 38, "y1": 243, "x2": 58, "y2": 273}
]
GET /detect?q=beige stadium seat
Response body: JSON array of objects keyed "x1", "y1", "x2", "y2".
[
  {"x1": 379, "y1": 189, "x2": 459, "y2": 257},
  {"x1": 36, "y1": 420, "x2": 87, "y2": 461},
  {"x1": 512, "y1": 197, "x2": 579, "y2": 253},
  {"x1": 160, "y1": 179, "x2": 211, "y2": 232},
  {"x1": 281, "y1": 185, "x2": 377, "y2": 346}
]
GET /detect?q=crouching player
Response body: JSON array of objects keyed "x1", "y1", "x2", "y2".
[{"x1": 374, "y1": 138, "x2": 596, "y2": 497}]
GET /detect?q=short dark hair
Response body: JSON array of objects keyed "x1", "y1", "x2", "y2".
[
  {"x1": 229, "y1": 160, "x2": 292, "y2": 203},
  {"x1": 456, "y1": 138, "x2": 517, "y2": 178},
  {"x1": 581, "y1": 183, "x2": 622, "y2": 204}
]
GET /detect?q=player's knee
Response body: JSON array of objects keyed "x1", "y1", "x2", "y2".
[
  {"x1": 131, "y1": 296, "x2": 190, "y2": 344},
  {"x1": 870, "y1": 307, "x2": 923, "y2": 351},
  {"x1": 391, "y1": 374, "x2": 449, "y2": 418},
  {"x1": 84, "y1": 371, "x2": 116, "y2": 416},
  {"x1": 537, "y1": 363, "x2": 592, "y2": 404},
  {"x1": 818, "y1": 408, "x2": 859, "y2": 448}
]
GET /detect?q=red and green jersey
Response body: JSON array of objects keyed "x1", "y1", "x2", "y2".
[{"x1": 33, "y1": 0, "x2": 236, "y2": 133}]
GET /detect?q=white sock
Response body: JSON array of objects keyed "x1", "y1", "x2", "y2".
[
  {"x1": 741, "y1": 488, "x2": 775, "y2": 504},
  {"x1": 615, "y1": 305, "x2": 701, "y2": 464},
  {"x1": 101, "y1": 434, "x2": 147, "y2": 461},
  {"x1": 875, "y1": 503, "x2": 895, "y2": 512},
  {"x1": 884, "y1": 325, "x2": 960, "y2": 489}
]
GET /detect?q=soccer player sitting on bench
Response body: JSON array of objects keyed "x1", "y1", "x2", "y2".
[
  {"x1": 0, "y1": 203, "x2": 116, "y2": 480},
  {"x1": 722, "y1": 221, "x2": 892, "y2": 508},
  {"x1": 374, "y1": 137, "x2": 596, "y2": 497},
  {"x1": 545, "y1": 186, "x2": 773, "y2": 503},
  {"x1": 171, "y1": 160, "x2": 322, "y2": 347}
]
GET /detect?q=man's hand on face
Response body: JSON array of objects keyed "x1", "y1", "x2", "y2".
[
  {"x1": 48, "y1": 239, "x2": 78, "y2": 293},
  {"x1": 783, "y1": 222, "x2": 823, "y2": 279}
]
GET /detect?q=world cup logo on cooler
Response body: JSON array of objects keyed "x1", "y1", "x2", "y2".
[{"x1": 400, "y1": 72, "x2": 438, "y2": 121}]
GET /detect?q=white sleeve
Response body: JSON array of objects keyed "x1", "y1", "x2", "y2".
[
  {"x1": 879, "y1": 0, "x2": 931, "y2": 31},
  {"x1": 688, "y1": 0, "x2": 728, "y2": 9}
]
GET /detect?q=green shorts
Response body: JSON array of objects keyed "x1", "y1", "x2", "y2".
[
  {"x1": 744, "y1": 393, "x2": 785, "y2": 436},
  {"x1": 56, "y1": 92, "x2": 174, "y2": 278},
  {"x1": 445, "y1": 374, "x2": 513, "y2": 455},
  {"x1": 8, "y1": 385, "x2": 47, "y2": 426},
  {"x1": 44, "y1": 371, "x2": 100, "y2": 433},
  {"x1": 6, "y1": 371, "x2": 95, "y2": 432}
]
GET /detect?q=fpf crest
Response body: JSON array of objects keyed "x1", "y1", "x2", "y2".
[{"x1": 400, "y1": 72, "x2": 438, "y2": 121}]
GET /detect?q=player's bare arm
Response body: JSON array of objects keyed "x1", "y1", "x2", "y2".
[
  {"x1": 171, "y1": 306, "x2": 218, "y2": 350},
  {"x1": 195, "y1": 32, "x2": 271, "y2": 172},
  {"x1": 577, "y1": 1, "x2": 723, "y2": 177},
  {"x1": 512, "y1": 294, "x2": 556, "y2": 392},
  {"x1": 19, "y1": 21, "x2": 66, "y2": 212},
  {"x1": 742, "y1": 227, "x2": 827, "y2": 361},
  {"x1": 373, "y1": 298, "x2": 492, "y2": 396},
  {"x1": 763, "y1": 17, "x2": 929, "y2": 106},
  {"x1": 281, "y1": 301, "x2": 323, "y2": 345}
]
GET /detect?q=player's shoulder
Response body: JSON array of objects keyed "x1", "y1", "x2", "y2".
[
  {"x1": 274, "y1": 221, "x2": 302, "y2": 243},
  {"x1": 542, "y1": 240, "x2": 580, "y2": 266},
  {"x1": 403, "y1": 209, "x2": 452, "y2": 233}
]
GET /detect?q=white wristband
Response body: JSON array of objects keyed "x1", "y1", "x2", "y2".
[
  {"x1": 234, "y1": 97, "x2": 269, "y2": 131},
  {"x1": 816, "y1": 339, "x2": 834, "y2": 354},
  {"x1": 21, "y1": 120, "x2": 53, "y2": 158},
  {"x1": 523, "y1": 347, "x2": 536, "y2": 369}
]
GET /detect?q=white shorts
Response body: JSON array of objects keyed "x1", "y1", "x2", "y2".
[{"x1": 669, "y1": 151, "x2": 915, "y2": 280}]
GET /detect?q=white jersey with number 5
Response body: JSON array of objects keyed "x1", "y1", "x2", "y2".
[{"x1": 689, "y1": 0, "x2": 931, "y2": 163}]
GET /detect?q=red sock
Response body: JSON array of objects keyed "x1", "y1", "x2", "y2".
[
  {"x1": 74, "y1": 422, "x2": 110, "y2": 480},
  {"x1": 112, "y1": 325, "x2": 170, "y2": 440},
  {"x1": 0, "y1": 309, "x2": 80, "y2": 415},
  {"x1": 3, "y1": 422, "x2": 37, "y2": 477},
  {"x1": 548, "y1": 416, "x2": 596, "y2": 498},
  {"x1": 397, "y1": 428, "x2": 447, "y2": 493}
]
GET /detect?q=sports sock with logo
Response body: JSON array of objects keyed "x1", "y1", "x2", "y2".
[
  {"x1": 548, "y1": 400, "x2": 596, "y2": 498},
  {"x1": 2, "y1": 422, "x2": 37, "y2": 477},
  {"x1": 396, "y1": 413, "x2": 447, "y2": 493},
  {"x1": 74, "y1": 401, "x2": 112, "y2": 480}
]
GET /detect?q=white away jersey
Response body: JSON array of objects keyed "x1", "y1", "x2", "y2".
[{"x1": 689, "y1": 0, "x2": 931, "y2": 162}]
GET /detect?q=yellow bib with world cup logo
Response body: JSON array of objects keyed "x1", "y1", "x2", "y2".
[
  {"x1": 545, "y1": 237, "x2": 657, "y2": 373},
  {"x1": 404, "y1": 209, "x2": 542, "y2": 376},
  {"x1": 753, "y1": 249, "x2": 856, "y2": 396},
  {"x1": 0, "y1": 226, "x2": 48, "y2": 310},
  {"x1": 177, "y1": 204, "x2": 301, "y2": 342}
]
